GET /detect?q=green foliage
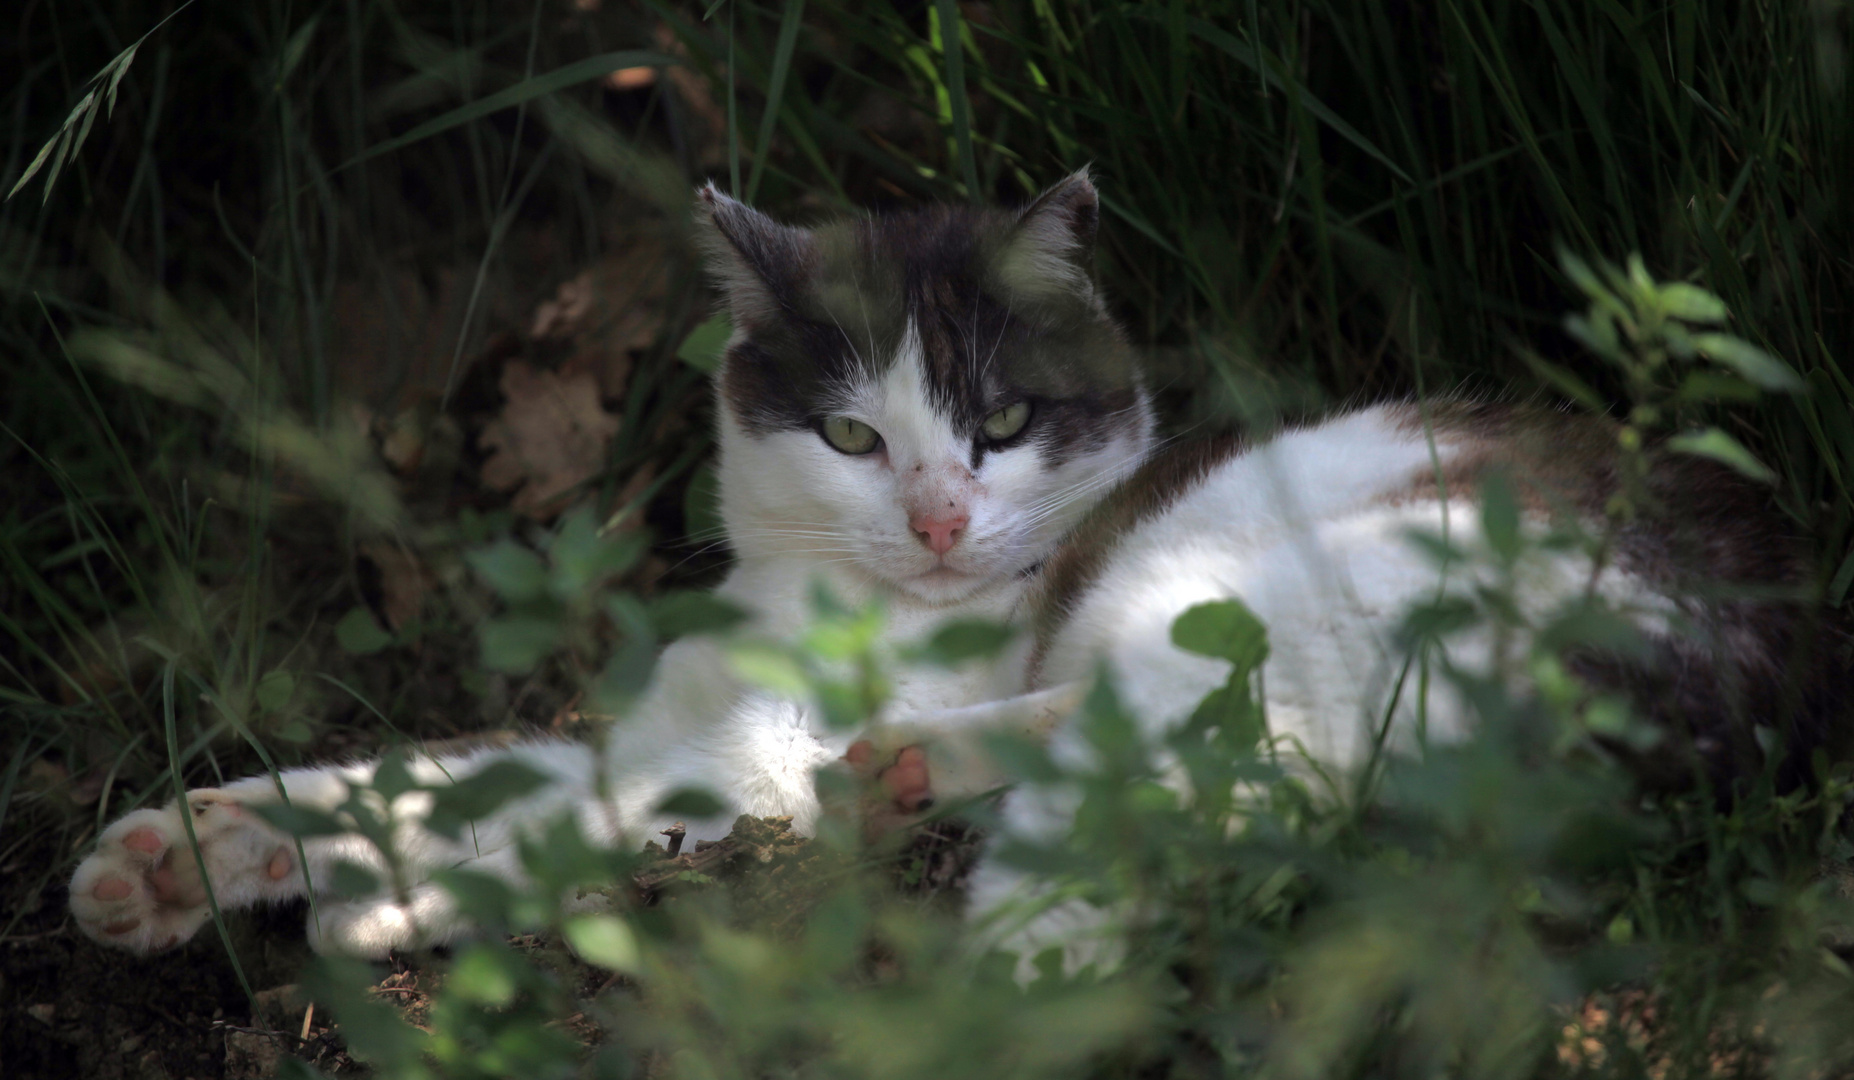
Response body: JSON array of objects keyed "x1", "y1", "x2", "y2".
[
  {"x1": 4, "y1": 1, "x2": 1854, "y2": 1077},
  {"x1": 1553, "y1": 251, "x2": 1801, "y2": 492},
  {"x1": 675, "y1": 314, "x2": 734, "y2": 373}
]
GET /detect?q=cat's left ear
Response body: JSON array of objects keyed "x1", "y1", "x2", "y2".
[
  {"x1": 994, "y1": 167, "x2": 1101, "y2": 307},
  {"x1": 693, "y1": 183, "x2": 815, "y2": 326}
]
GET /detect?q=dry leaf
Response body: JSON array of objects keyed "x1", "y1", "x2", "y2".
[
  {"x1": 606, "y1": 67, "x2": 657, "y2": 91},
  {"x1": 358, "y1": 540, "x2": 432, "y2": 631},
  {"x1": 479, "y1": 361, "x2": 620, "y2": 518},
  {"x1": 528, "y1": 228, "x2": 670, "y2": 399}
]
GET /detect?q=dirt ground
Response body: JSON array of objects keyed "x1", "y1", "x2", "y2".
[
  {"x1": 2, "y1": 897, "x2": 327, "y2": 1080},
  {"x1": 0, "y1": 814, "x2": 982, "y2": 1079}
]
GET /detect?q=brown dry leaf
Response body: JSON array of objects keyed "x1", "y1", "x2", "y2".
[
  {"x1": 328, "y1": 230, "x2": 560, "y2": 412},
  {"x1": 528, "y1": 226, "x2": 671, "y2": 399},
  {"x1": 328, "y1": 265, "x2": 485, "y2": 408},
  {"x1": 358, "y1": 540, "x2": 431, "y2": 631},
  {"x1": 605, "y1": 66, "x2": 657, "y2": 91},
  {"x1": 479, "y1": 361, "x2": 620, "y2": 518}
]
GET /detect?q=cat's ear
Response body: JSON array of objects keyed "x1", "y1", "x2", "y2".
[
  {"x1": 694, "y1": 182, "x2": 815, "y2": 325},
  {"x1": 994, "y1": 167, "x2": 1101, "y2": 307}
]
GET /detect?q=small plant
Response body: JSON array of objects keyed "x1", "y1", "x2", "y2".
[{"x1": 1546, "y1": 250, "x2": 1805, "y2": 498}]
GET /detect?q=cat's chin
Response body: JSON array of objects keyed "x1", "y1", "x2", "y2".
[{"x1": 889, "y1": 565, "x2": 999, "y2": 605}]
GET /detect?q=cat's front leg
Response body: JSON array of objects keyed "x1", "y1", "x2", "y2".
[
  {"x1": 844, "y1": 683, "x2": 1089, "y2": 814},
  {"x1": 69, "y1": 786, "x2": 309, "y2": 955}
]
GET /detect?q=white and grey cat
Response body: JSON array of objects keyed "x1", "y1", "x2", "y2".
[{"x1": 68, "y1": 172, "x2": 1838, "y2": 969}]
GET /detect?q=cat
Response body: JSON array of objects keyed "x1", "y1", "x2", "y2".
[
  {"x1": 963, "y1": 400, "x2": 1846, "y2": 966},
  {"x1": 67, "y1": 172, "x2": 1841, "y2": 971},
  {"x1": 67, "y1": 170, "x2": 1154, "y2": 956}
]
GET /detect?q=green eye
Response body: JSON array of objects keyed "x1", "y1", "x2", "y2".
[
  {"x1": 821, "y1": 416, "x2": 881, "y2": 455},
  {"x1": 981, "y1": 402, "x2": 1032, "y2": 442}
]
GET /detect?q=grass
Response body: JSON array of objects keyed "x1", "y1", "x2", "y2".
[{"x1": 2, "y1": 1, "x2": 1853, "y2": 1077}]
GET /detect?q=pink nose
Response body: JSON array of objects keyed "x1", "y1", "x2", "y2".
[{"x1": 910, "y1": 512, "x2": 968, "y2": 556}]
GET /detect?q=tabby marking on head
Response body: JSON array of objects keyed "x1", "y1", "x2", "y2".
[{"x1": 696, "y1": 170, "x2": 1155, "y2": 604}]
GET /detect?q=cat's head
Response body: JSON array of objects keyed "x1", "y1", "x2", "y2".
[{"x1": 696, "y1": 171, "x2": 1154, "y2": 605}]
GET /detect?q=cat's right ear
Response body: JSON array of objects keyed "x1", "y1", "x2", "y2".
[
  {"x1": 994, "y1": 168, "x2": 1102, "y2": 309},
  {"x1": 694, "y1": 183, "x2": 814, "y2": 326}
]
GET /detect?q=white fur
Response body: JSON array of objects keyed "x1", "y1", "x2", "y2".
[
  {"x1": 71, "y1": 377, "x2": 1659, "y2": 972},
  {"x1": 71, "y1": 306, "x2": 1151, "y2": 957},
  {"x1": 967, "y1": 405, "x2": 1672, "y2": 974}
]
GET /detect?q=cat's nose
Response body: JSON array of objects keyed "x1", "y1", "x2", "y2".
[{"x1": 910, "y1": 511, "x2": 968, "y2": 556}]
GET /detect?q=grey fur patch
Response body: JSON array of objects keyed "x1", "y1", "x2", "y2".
[{"x1": 694, "y1": 174, "x2": 1146, "y2": 462}]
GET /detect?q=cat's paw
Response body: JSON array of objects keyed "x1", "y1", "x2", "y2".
[
  {"x1": 838, "y1": 740, "x2": 934, "y2": 839},
  {"x1": 844, "y1": 740, "x2": 934, "y2": 812},
  {"x1": 69, "y1": 789, "x2": 297, "y2": 955}
]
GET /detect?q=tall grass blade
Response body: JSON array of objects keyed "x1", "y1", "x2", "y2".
[
  {"x1": 933, "y1": 0, "x2": 980, "y2": 200},
  {"x1": 745, "y1": 0, "x2": 805, "y2": 204}
]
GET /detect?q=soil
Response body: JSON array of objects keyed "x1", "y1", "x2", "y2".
[
  {"x1": 2, "y1": 900, "x2": 322, "y2": 1080},
  {"x1": 0, "y1": 816, "x2": 983, "y2": 1079}
]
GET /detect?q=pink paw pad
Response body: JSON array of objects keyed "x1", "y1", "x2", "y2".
[
  {"x1": 123, "y1": 827, "x2": 165, "y2": 855},
  {"x1": 93, "y1": 877, "x2": 133, "y2": 901}
]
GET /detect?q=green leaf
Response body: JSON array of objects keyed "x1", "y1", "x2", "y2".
[
  {"x1": 650, "y1": 591, "x2": 749, "y2": 639},
  {"x1": 427, "y1": 761, "x2": 549, "y2": 827},
  {"x1": 303, "y1": 957, "x2": 426, "y2": 1066},
  {"x1": 918, "y1": 619, "x2": 1016, "y2": 667},
  {"x1": 813, "y1": 679, "x2": 871, "y2": 730},
  {"x1": 675, "y1": 316, "x2": 733, "y2": 373},
  {"x1": 564, "y1": 915, "x2": 642, "y2": 973},
  {"x1": 1402, "y1": 527, "x2": 1468, "y2": 567},
  {"x1": 727, "y1": 642, "x2": 809, "y2": 696},
  {"x1": 253, "y1": 803, "x2": 349, "y2": 838},
  {"x1": 371, "y1": 753, "x2": 419, "y2": 801},
  {"x1": 1185, "y1": 683, "x2": 1264, "y2": 754},
  {"x1": 1398, "y1": 597, "x2": 1481, "y2": 645},
  {"x1": 1675, "y1": 371, "x2": 1760, "y2": 405},
  {"x1": 590, "y1": 636, "x2": 660, "y2": 712},
  {"x1": 1479, "y1": 474, "x2": 1522, "y2": 562},
  {"x1": 448, "y1": 944, "x2": 519, "y2": 1005},
  {"x1": 1625, "y1": 253, "x2": 1655, "y2": 297},
  {"x1": 1558, "y1": 250, "x2": 1608, "y2": 304},
  {"x1": 520, "y1": 813, "x2": 617, "y2": 888},
  {"x1": 328, "y1": 860, "x2": 381, "y2": 897},
  {"x1": 255, "y1": 670, "x2": 295, "y2": 713},
  {"x1": 432, "y1": 868, "x2": 518, "y2": 924},
  {"x1": 1537, "y1": 603, "x2": 1648, "y2": 657},
  {"x1": 465, "y1": 540, "x2": 550, "y2": 603},
  {"x1": 1562, "y1": 311, "x2": 1619, "y2": 360},
  {"x1": 1666, "y1": 427, "x2": 1777, "y2": 485},
  {"x1": 334, "y1": 606, "x2": 393, "y2": 655},
  {"x1": 1170, "y1": 599, "x2": 1269, "y2": 672},
  {"x1": 656, "y1": 788, "x2": 726, "y2": 819},
  {"x1": 478, "y1": 616, "x2": 561, "y2": 673},
  {"x1": 552, "y1": 512, "x2": 647, "y2": 596},
  {"x1": 273, "y1": 719, "x2": 314, "y2": 744},
  {"x1": 1658, "y1": 282, "x2": 1728, "y2": 324},
  {"x1": 1692, "y1": 334, "x2": 1805, "y2": 393}
]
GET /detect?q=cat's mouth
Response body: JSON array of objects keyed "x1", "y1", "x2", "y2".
[{"x1": 892, "y1": 561, "x2": 989, "y2": 602}]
